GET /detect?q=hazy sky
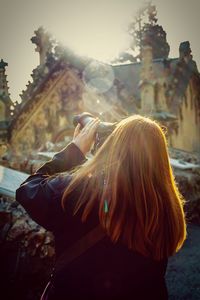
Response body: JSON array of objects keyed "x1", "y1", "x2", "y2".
[{"x1": 0, "y1": 0, "x2": 200, "y2": 102}]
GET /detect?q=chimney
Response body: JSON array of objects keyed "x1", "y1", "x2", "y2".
[{"x1": 179, "y1": 41, "x2": 192, "y2": 63}]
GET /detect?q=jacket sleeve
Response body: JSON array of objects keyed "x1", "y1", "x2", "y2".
[
  {"x1": 16, "y1": 143, "x2": 86, "y2": 231},
  {"x1": 36, "y1": 142, "x2": 86, "y2": 175}
]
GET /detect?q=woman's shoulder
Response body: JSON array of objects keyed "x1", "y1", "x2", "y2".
[
  {"x1": 46, "y1": 173, "x2": 73, "y2": 196},
  {"x1": 16, "y1": 172, "x2": 75, "y2": 231}
]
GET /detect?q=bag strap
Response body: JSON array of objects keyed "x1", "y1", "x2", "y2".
[{"x1": 54, "y1": 225, "x2": 105, "y2": 274}]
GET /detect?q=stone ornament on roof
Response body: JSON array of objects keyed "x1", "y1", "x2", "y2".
[
  {"x1": 0, "y1": 59, "x2": 8, "y2": 69},
  {"x1": 0, "y1": 58, "x2": 12, "y2": 104},
  {"x1": 31, "y1": 26, "x2": 55, "y2": 65}
]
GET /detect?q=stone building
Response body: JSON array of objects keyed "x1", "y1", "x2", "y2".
[
  {"x1": 1, "y1": 27, "x2": 200, "y2": 170},
  {"x1": 0, "y1": 59, "x2": 12, "y2": 155}
]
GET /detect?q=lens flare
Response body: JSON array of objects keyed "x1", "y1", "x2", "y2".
[{"x1": 83, "y1": 61, "x2": 115, "y2": 94}]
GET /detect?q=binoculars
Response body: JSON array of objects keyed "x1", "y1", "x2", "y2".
[{"x1": 73, "y1": 112, "x2": 116, "y2": 153}]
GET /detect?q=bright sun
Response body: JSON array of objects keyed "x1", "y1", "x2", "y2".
[{"x1": 50, "y1": 1, "x2": 135, "y2": 62}]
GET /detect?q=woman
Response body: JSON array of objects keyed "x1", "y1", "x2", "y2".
[{"x1": 16, "y1": 115, "x2": 186, "y2": 300}]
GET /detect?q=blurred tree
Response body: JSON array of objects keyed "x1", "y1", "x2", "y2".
[{"x1": 113, "y1": 2, "x2": 170, "y2": 63}]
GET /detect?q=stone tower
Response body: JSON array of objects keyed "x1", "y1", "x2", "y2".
[{"x1": 0, "y1": 59, "x2": 12, "y2": 143}]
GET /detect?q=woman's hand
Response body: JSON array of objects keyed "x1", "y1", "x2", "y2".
[{"x1": 72, "y1": 118, "x2": 100, "y2": 155}]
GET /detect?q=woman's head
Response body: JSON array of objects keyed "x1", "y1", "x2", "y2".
[
  {"x1": 100, "y1": 114, "x2": 171, "y2": 183},
  {"x1": 63, "y1": 115, "x2": 186, "y2": 260}
]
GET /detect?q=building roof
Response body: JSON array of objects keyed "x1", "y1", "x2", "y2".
[
  {"x1": 112, "y1": 62, "x2": 141, "y2": 100},
  {"x1": 12, "y1": 33, "x2": 200, "y2": 123},
  {"x1": 112, "y1": 58, "x2": 182, "y2": 99}
]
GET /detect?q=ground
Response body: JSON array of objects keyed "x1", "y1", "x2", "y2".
[{"x1": 166, "y1": 224, "x2": 200, "y2": 300}]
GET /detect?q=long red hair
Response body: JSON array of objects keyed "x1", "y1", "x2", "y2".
[{"x1": 62, "y1": 115, "x2": 186, "y2": 260}]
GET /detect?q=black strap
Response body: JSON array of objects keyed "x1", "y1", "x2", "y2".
[{"x1": 54, "y1": 225, "x2": 105, "y2": 274}]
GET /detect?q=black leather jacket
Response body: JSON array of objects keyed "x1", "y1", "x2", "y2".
[{"x1": 16, "y1": 143, "x2": 168, "y2": 300}]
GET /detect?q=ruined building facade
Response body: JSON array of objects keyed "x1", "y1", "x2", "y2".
[
  {"x1": 0, "y1": 28, "x2": 200, "y2": 169},
  {"x1": 139, "y1": 42, "x2": 200, "y2": 152}
]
